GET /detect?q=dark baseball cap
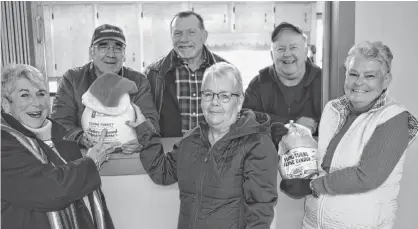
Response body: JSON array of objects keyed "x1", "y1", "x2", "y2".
[
  {"x1": 271, "y1": 22, "x2": 306, "y2": 42},
  {"x1": 91, "y1": 24, "x2": 126, "y2": 46}
]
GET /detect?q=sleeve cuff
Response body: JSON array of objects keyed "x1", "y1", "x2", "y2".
[
  {"x1": 134, "y1": 120, "x2": 156, "y2": 136},
  {"x1": 134, "y1": 120, "x2": 158, "y2": 147},
  {"x1": 313, "y1": 176, "x2": 332, "y2": 195},
  {"x1": 64, "y1": 127, "x2": 84, "y2": 142}
]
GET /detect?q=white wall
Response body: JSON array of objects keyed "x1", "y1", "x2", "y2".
[
  {"x1": 355, "y1": 1, "x2": 418, "y2": 116},
  {"x1": 355, "y1": 2, "x2": 418, "y2": 229}
]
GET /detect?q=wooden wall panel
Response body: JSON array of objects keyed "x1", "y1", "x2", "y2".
[
  {"x1": 275, "y1": 3, "x2": 312, "y2": 32},
  {"x1": 190, "y1": 2, "x2": 230, "y2": 33},
  {"x1": 141, "y1": 2, "x2": 187, "y2": 68},
  {"x1": 96, "y1": 3, "x2": 142, "y2": 72},
  {"x1": 48, "y1": 4, "x2": 94, "y2": 77},
  {"x1": 234, "y1": 2, "x2": 275, "y2": 33}
]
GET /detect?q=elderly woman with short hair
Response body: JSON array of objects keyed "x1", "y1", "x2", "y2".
[
  {"x1": 1, "y1": 64, "x2": 118, "y2": 229},
  {"x1": 125, "y1": 62, "x2": 283, "y2": 229},
  {"x1": 280, "y1": 41, "x2": 418, "y2": 228}
]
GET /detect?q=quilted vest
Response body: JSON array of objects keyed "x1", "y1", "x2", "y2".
[{"x1": 303, "y1": 99, "x2": 417, "y2": 229}]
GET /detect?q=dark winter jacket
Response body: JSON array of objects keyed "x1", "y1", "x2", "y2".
[
  {"x1": 243, "y1": 60, "x2": 322, "y2": 127},
  {"x1": 1, "y1": 112, "x2": 114, "y2": 229},
  {"x1": 136, "y1": 109, "x2": 278, "y2": 229},
  {"x1": 51, "y1": 62, "x2": 159, "y2": 141}
]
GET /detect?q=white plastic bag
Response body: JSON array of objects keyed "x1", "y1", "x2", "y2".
[{"x1": 278, "y1": 121, "x2": 319, "y2": 179}]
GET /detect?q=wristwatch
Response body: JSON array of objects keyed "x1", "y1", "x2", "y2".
[{"x1": 310, "y1": 180, "x2": 319, "y2": 198}]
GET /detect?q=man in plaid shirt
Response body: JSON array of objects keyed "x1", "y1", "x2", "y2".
[{"x1": 145, "y1": 11, "x2": 227, "y2": 137}]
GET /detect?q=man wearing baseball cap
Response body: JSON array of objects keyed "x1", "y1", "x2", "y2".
[
  {"x1": 243, "y1": 22, "x2": 322, "y2": 143},
  {"x1": 52, "y1": 24, "x2": 159, "y2": 153}
]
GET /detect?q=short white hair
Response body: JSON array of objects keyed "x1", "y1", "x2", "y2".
[
  {"x1": 202, "y1": 62, "x2": 244, "y2": 96},
  {"x1": 1, "y1": 64, "x2": 46, "y2": 100},
  {"x1": 345, "y1": 41, "x2": 393, "y2": 74}
]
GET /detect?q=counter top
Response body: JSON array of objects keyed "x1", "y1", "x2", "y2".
[{"x1": 98, "y1": 137, "x2": 181, "y2": 176}]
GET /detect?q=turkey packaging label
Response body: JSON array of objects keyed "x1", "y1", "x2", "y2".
[
  {"x1": 278, "y1": 121, "x2": 319, "y2": 179},
  {"x1": 80, "y1": 72, "x2": 139, "y2": 146},
  {"x1": 81, "y1": 105, "x2": 137, "y2": 145}
]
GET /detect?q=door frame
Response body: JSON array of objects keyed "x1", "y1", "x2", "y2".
[{"x1": 322, "y1": 1, "x2": 355, "y2": 107}]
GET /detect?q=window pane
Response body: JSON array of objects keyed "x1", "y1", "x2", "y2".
[{"x1": 214, "y1": 47, "x2": 271, "y2": 91}]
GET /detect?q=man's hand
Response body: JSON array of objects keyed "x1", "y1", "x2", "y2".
[
  {"x1": 121, "y1": 139, "x2": 143, "y2": 154},
  {"x1": 79, "y1": 132, "x2": 94, "y2": 148},
  {"x1": 295, "y1": 116, "x2": 317, "y2": 134},
  {"x1": 271, "y1": 122, "x2": 289, "y2": 146},
  {"x1": 125, "y1": 103, "x2": 146, "y2": 128},
  {"x1": 86, "y1": 129, "x2": 121, "y2": 169},
  {"x1": 122, "y1": 103, "x2": 147, "y2": 154}
]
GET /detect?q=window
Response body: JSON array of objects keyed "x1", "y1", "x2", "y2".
[{"x1": 214, "y1": 46, "x2": 271, "y2": 91}]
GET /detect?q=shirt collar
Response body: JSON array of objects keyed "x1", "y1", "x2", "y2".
[
  {"x1": 169, "y1": 46, "x2": 211, "y2": 70},
  {"x1": 89, "y1": 62, "x2": 124, "y2": 80},
  {"x1": 331, "y1": 90, "x2": 388, "y2": 115}
]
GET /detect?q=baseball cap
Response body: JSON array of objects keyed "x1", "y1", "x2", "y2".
[
  {"x1": 271, "y1": 22, "x2": 306, "y2": 42},
  {"x1": 91, "y1": 24, "x2": 126, "y2": 46}
]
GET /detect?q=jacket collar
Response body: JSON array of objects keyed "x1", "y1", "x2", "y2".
[
  {"x1": 197, "y1": 109, "x2": 271, "y2": 146},
  {"x1": 168, "y1": 47, "x2": 211, "y2": 69},
  {"x1": 330, "y1": 90, "x2": 388, "y2": 116},
  {"x1": 88, "y1": 61, "x2": 124, "y2": 81},
  {"x1": 1, "y1": 111, "x2": 68, "y2": 141},
  {"x1": 330, "y1": 90, "x2": 418, "y2": 145},
  {"x1": 158, "y1": 45, "x2": 218, "y2": 77}
]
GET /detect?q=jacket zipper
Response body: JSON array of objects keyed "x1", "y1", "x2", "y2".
[
  {"x1": 318, "y1": 195, "x2": 326, "y2": 228},
  {"x1": 318, "y1": 115, "x2": 343, "y2": 228},
  {"x1": 192, "y1": 172, "x2": 205, "y2": 229},
  {"x1": 158, "y1": 79, "x2": 165, "y2": 115},
  {"x1": 192, "y1": 146, "x2": 212, "y2": 228}
]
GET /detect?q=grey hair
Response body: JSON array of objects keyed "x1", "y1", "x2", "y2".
[
  {"x1": 344, "y1": 41, "x2": 393, "y2": 73},
  {"x1": 202, "y1": 62, "x2": 244, "y2": 96},
  {"x1": 170, "y1": 11, "x2": 206, "y2": 31},
  {"x1": 1, "y1": 64, "x2": 46, "y2": 100}
]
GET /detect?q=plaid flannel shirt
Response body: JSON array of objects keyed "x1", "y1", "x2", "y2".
[{"x1": 174, "y1": 50, "x2": 211, "y2": 134}]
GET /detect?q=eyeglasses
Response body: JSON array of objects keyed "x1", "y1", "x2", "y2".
[
  {"x1": 201, "y1": 91, "x2": 241, "y2": 103},
  {"x1": 94, "y1": 44, "x2": 125, "y2": 54}
]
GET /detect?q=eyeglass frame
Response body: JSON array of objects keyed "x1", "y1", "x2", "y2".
[
  {"x1": 200, "y1": 91, "x2": 241, "y2": 103},
  {"x1": 93, "y1": 44, "x2": 126, "y2": 54}
]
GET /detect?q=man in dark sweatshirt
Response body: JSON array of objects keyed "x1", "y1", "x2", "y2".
[{"x1": 243, "y1": 22, "x2": 322, "y2": 144}]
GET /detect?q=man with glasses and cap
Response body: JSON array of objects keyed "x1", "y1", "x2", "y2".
[
  {"x1": 52, "y1": 24, "x2": 159, "y2": 153},
  {"x1": 243, "y1": 22, "x2": 322, "y2": 146}
]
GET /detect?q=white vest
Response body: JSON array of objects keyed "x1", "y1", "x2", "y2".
[{"x1": 303, "y1": 99, "x2": 417, "y2": 229}]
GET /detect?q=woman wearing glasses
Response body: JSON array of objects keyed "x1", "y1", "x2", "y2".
[{"x1": 125, "y1": 62, "x2": 281, "y2": 229}]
